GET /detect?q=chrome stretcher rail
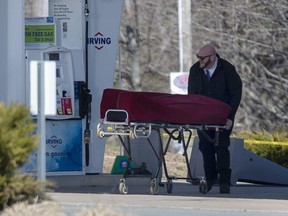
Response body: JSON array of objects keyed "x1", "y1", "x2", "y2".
[{"x1": 97, "y1": 109, "x2": 153, "y2": 139}]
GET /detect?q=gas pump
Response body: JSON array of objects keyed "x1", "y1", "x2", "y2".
[
  {"x1": 23, "y1": 0, "x2": 123, "y2": 177},
  {"x1": 42, "y1": 46, "x2": 75, "y2": 119},
  {"x1": 24, "y1": 16, "x2": 86, "y2": 174}
]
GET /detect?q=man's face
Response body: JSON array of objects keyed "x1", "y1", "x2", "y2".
[
  {"x1": 196, "y1": 54, "x2": 213, "y2": 69},
  {"x1": 196, "y1": 44, "x2": 216, "y2": 69}
]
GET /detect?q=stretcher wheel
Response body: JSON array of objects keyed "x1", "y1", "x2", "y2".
[
  {"x1": 97, "y1": 128, "x2": 105, "y2": 138},
  {"x1": 129, "y1": 131, "x2": 136, "y2": 139},
  {"x1": 119, "y1": 179, "x2": 128, "y2": 194},
  {"x1": 199, "y1": 180, "x2": 207, "y2": 194},
  {"x1": 150, "y1": 178, "x2": 160, "y2": 195},
  {"x1": 166, "y1": 179, "x2": 173, "y2": 193}
]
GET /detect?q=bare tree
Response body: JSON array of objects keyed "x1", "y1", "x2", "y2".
[
  {"x1": 190, "y1": 0, "x2": 288, "y2": 132},
  {"x1": 117, "y1": 0, "x2": 179, "y2": 91}
]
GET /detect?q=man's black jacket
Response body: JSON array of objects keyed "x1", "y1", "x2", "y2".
[{"x1": 188, "y1": 57, "x2": 242, "y2": 120}]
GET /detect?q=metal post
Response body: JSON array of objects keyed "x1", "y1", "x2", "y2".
[
  {"x1": 118, "y1": 45, "x2": 123, "y2": 155},
  {"x1": 37, "y1": 62, "x2": 46, "y2": 182},
  {"x1": 178, "y1": 0, "x2": 183, "y2": 72}
]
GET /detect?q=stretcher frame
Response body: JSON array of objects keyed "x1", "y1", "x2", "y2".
[{"x1": 97, "y1": 109, "x2": 226, "y2": 195}]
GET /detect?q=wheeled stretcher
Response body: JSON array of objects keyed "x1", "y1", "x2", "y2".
[{"x1": 97, "y1": 88, "x2": 231, "y2": 194}]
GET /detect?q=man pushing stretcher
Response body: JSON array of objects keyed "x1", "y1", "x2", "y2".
[{"x1": 188, "y1": 43, "x2": 242, "y2": 194}]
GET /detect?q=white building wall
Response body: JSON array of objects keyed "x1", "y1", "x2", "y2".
[{"x1": 0, "y1": 0, "x2": 25, "y2": 104}]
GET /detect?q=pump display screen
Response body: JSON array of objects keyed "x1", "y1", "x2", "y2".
[{"x1": 49, "y1": 53, "x2": 59, "y2": 61}]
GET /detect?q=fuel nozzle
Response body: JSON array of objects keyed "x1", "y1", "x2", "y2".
[
  {"x1": 84, "y1": 129, "x2": 90, "y2": 145},
  {"x1": 84, "y1": 4, "x2": 89, "y2": 17}
]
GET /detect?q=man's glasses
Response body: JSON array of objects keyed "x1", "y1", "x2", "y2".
[{"x1": 196, "y1": 54, "x2": 213, "y2": 60}]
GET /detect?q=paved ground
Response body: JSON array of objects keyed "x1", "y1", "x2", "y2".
[{"x1": 47, "y1": 175, "x2": 288, "y2": 215}]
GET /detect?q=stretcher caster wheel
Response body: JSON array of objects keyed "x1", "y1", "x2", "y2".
[
  {"x1": 129, "y1": 131, "x2": 136, "y2": 139},
  {"x1": 167, "y1": 179, "x2": 173, "y2": 193},
  {"x1": 150, "y1": 178, "x2": 159, "y2": 195},
  {"x1": 119, "y1": 179, "x2": 128, "y2": 194},
  {"x1": 199, "y1": 178, "x2": 207, "y2": 194},
  {"x1": 97, "y1": 128, "x2": 105, "y2": 138}
]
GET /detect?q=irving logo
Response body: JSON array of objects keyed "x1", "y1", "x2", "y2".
[
  {"x1": 46, "y1": 135, "x2": 62, "y2": 148},
  {"x1": 87, "y1": 32, "x2": 111, "y2": 50}
]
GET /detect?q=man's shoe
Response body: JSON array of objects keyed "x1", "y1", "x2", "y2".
[
  {"x1": 207, "y1": 181, "x2": 213, "y2": 193},
  {"x1": 199, "y1": 179, "x2": 215, "y2": 194},
  {"x1": 219, "y1": 184, "x2": 230, "y2": 194},
  {"x1": 199, "y1": 181, "x2": 213, "y2": 194}
]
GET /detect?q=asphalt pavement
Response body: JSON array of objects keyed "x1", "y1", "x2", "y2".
[{"x1": 47, "y1": 174, "x2": 288, "y2": 216}]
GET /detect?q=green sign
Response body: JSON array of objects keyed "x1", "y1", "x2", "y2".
[{"x1": 25, "y1": 24, "x2": 55, "y2": 44}]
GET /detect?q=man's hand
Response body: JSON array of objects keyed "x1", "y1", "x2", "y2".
[{"x1": 226, "y1": 119, "x2": 233, "y2": 130}]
